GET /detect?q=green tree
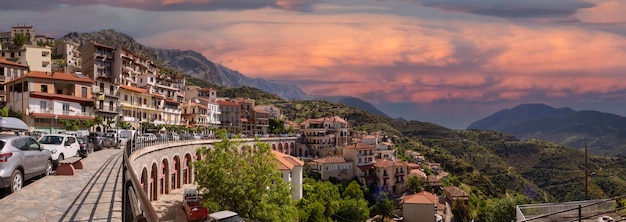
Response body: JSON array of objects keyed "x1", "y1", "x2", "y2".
[
  {"x1": 297, "y1": 178, "x2": 341, "y2": 222},
  {"x1": 194, "y1": 130, "x2": 297, "y2": 221},
  {"x1": 117, "y1": 120, "x2": 132, "y2": 130},
  {"x1": 0, "y1": 107, "x2": 9, "y2": 117},
  {"x1": 337, "y1": 181, "x2": 370, "y2": 221},
  {"x1": 407, "y1": 175, "x2": 424, "y2": 193},
  {"x1": 269, "y1": 118, "x2": 286, "y2": 134},
  {"x1": 479, "y1": 195, "x2": 527, "y2": 222},
  {"x1": 82, "y1": 120, "x2": 95, "y2": 129},
  {"x1": 372, "y1": 193, "x2": 395, "y2": 220},
  {"x1": 452, "y1": 199, "x2": 471, "y2": 222},
  {"x1": 59, "y1": 119, "x2": 80, "y2": 131},
  {"x1": 13, "y1": 33, "x2": 28, "y2": 47}
]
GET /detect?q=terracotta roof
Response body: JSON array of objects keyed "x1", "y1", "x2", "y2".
[
  {"x1": 374, "y1": 159, "x2": 407, "y2": 168},
  {"x1": 217, "y1": 100, "x2": 238, "y2": 106},
  {"x1": 312, "y1": 156, "x2": 346, "y2": 164},
  {"x1": 357, "y1": 164, "x2": 375, "y2": 171},
  {"x1": 253, "y1": 107, "x2": 268, "y2": 114},
  {"x1": 165, "y1": 98, "x2": 180, "y2": 104},
  {"x1": 30, "y1": 91, "x2": 94, "y2": 104},
  {"x1": 151, "y1": 93, "x2": 165, "y2": 98},
  {"x1": 407, "y1": 163, "x2": 420, "y2": 169},
  {"x1": 198, "y1": 88, "x2": 214, "y2": 92},
  {"x1": 273, "y1": 150, "x2": 303, "y2": 170},
  {"x1": 120, "y1": 85, "x2": 147, "y2": 93},
  {"x1": 173, "y1": 74, "x2": 185, "y2": 79},
  {"x1": 5, "y1": 71, "x2": 94, "y2": 85},
  {"x1": 196, "y1": 103, "x2": 208, "y2": 109},
  {"x1": 93, "y1": 42, "x2": 114, "y2": 49},
  {"x1": 409, "y1": 169, "x2": 427, "y2": 179},
  {"x1": 0, "y1": 58, "x2": 28, "y2": 68},
  {"x1": 344, "y1": 143, "x2": 376, "y2": 150},
  {"x1": 403, "y1": 191, "x2": 438, "y2": 204},
  {"x1": 443, "y1": 186, "x2": 469, "y2": 198}
]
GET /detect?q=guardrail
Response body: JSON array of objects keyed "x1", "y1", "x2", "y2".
[{"x1": 120, "y1": 135, "x2": 299, "y2": 221}]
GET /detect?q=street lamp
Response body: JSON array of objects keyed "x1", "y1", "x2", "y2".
[{"x1": 116, "y1": 100, "x2": 121, "y2": 149}]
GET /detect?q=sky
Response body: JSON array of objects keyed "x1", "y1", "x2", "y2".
[{"x1": 2, "y1": 0, "x2": 626, "y2": 129}]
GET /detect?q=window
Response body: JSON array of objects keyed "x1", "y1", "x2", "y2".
[
  {"x1": 100, "y1": 82, "x2": 104, "y2": 93},
  {"x1": 110, "y1": 85, "x2": 114, "y2": 93},
  {"x1": 28, "y1": 138, "x2": 41, "y2": 150},
  {"x1": 82, "y1": 87, "x2": 87, "y2": 98},
  {"x1": 40, "y1": 101, "x2": 47, "y2": 111},
  {"x1": 62, "y1": 103, "x2": 70, "y2": 113},
  {"x1": 12, "y1": 138, "x2": 28, "y2": 151},
  {"x1": 124, "y1": 95, "x2": 128, "y2": 101}
]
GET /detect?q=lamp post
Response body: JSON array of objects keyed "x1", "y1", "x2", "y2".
[{"x1": 53, "y1": 114, "x2": 58, "y2": 134}]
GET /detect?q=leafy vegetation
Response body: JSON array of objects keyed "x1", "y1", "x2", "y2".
[{"x1": 194, "y1": 130, "x2": 298, "y2": 221}]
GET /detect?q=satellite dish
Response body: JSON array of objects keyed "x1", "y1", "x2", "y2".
[{"x1": 194, "y1": 98, "x2": 200, "y2": 103}]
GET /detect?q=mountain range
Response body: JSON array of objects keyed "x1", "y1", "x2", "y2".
[
  {"x1": 468, "y1": 103, "x2": 626, "y2": 156},
  {"x1": 61, "y1": 30, "x2": 389, "y2": 118}
]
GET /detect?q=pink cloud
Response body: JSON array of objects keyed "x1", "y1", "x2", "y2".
[
  {"x1": 137, "y1": 5, "x2": 626, "y2": 106},
  {"x1": 576, "y1": 0, "x2": 626, "y2": 23}
]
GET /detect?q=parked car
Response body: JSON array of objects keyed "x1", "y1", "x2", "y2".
[
  {"x1": 76, "y1": 136, "x2": 94, "y2": 158},
  {"x1": 142, "y1": 133, "x2": 158, "y2": 142},
  {"x1": 88, "y1": 132, "x2": 112, "y2": 151},
  {"x1": 0, "y1": 117, "x2": 53, "y2": 193},
  {"x1": 29, "y1": 131, "x2": 47, "y2": 140},
  {"x1": 105, "y1": 133, "x2": 119, "y2": 148},
  {"x1": 38, "y1": 134, "x2": 80, "y2": 166},
  {"x1": 167, "y1": 132, "x2": 180, "y2": 141},
  {"x1": 206, "y1": 211, "x2": 243, "y2": 222},
  {"x1": 183, "y1": 189, "x2": 209, "y2": 222}
]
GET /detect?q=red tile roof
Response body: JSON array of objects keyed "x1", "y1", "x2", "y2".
[
  {"x1": 273, "y1": 150, "x2": 303, "y2": 170},
  {"x1": 403, "y1": 191, "x2": 438, "y2": 204},
  {"x1": 312, "y1": 156, "x2": 346, "y2": 164},
  {"x1": 0, "y1": 58, "x2": 28, "y2": 68},
  {"x1": 29, "y1": 91, "x2": 93, "y2": 104},
  {"x1": 120, "y1": 85, "x2": 147, "y2": 93},
  {"x1": 344, "y1": 143, "x2": 375, "y2": 150},
  {"x1": 5, "y1": 71, "x2": 94, "y2": 85},
  {"x1": 165, "y1": 98, "x2": 180, "y2": 104},
  {"x1": 374, "y1": 159, "x2": 407, "y2": 168}
]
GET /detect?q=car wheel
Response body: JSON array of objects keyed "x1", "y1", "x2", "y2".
[
  {"x1": 10, "y1": 170, "x2": 23, "y2": 193},
  {"x1": 44, "y1": 160, "x2": 52, "y2": 177}
]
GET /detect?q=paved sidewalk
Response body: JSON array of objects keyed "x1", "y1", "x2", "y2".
[{"x1": 0, "y1": 149, "x2": 123, "y2": 222}]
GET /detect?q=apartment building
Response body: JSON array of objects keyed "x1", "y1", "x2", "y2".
[
  {"x1": 374, "y1": 159, "x2": 408, "y2": 195},
  {"x1": 254, "y1": 104, "x2": 282, "y2": 119},
  {"x1": 53, "y1": 40, "x2": 81, "y2": 73},
  {"x1": 185, "y1": 86, "x2": 217, "y2": 100},
  {"x1": 196, "y1": 97, "x2": 221, "y2": 127},
  {"x1": 273, "y1": 150, "x2": 304, "y2": 200},
  {"x1": 217, "y1": 100, "x2": 241, "y2": 134},
  {"x1": 299, "y1": 115, "x2": 351, "y2": 158},
  {"x1": 0, "y1": 25, "x2": 36, "y2": 45},
  {"x1": 253, "y1": 106, "x2": 269, "y2": 135},
  {"x1": 343, "y1": 143, "x2": 377, "y2": 185},
  {"x1": 181, "y1": 100, "x2": 220, "y2": 129},
  {"x1": 0, "y1": 58, "x2": 28, "y2": 102},
  {"x1": 361, "y1": 135, "x2": 396, "y2": 160},
  {"x1": 402, "y1": 191, "x2": 441, "y2": 222},
  {"x1": 137, "y1": 73, "x2": 182, "y2": 125},
  {"x1": 231, "y1": 98, "x2": 255, "y2": 135},
  {"x1": 5, "y1": 71, "x2": 94, "y2": 133},
  {"x1": 310, "y1": 156, "x2": 354, "y2": 181},
  {"x1": 119, "y1": 84, "x2": 151, "y2": 130},
  {"x1": 82, "y1": 42, "x2": 120, "y2": 129},
  {"x1": 1, "y1": 45, "x2": 52, "y2": 72}
]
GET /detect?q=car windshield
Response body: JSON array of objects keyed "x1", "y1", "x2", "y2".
[
  {"x1": 219, "y1": 215, "x2": 243, "y2": 222},
  {"x1": 39, "y1": 136, "x2": 64, "y2": 145}
]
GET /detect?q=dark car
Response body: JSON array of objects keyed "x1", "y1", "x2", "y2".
[
  {"x1": 76, "y1": 136, "x2": 94, "y2": 157},
  {"x1": 87, "y1": 132, "x2": 112, "y2": 151}
]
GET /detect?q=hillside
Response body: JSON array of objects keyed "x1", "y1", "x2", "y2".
[{"x1": 468, "y1": 104, "x2": 626, "y2": 156}]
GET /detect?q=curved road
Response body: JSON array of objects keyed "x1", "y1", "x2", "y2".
[{"x1": 0, "y1": 149, "x2": 122, "y2": 222}]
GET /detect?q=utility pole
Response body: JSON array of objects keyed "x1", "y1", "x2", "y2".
[{"x1": 585, "y1": 143, "x2": 589, "y2": 200}]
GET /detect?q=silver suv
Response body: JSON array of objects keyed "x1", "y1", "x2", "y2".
[{"x1": 0, "y1": 117, "x2": 53, "y2": 193}]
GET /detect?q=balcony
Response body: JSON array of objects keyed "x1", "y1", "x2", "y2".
[{"x1": 29, "y1": 107, "x2": 93, "y2": 118}]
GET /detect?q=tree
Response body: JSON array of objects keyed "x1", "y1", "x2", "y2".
[
  {"x1": 337, "y1": 181, "x2": 370, "y2": 221},
  {"x1": 479, "y1": 195, "x2": 527, "y2": 222},
  {"x1": 59, "y1": 119, "x2": 80, "y2": 131},
  {"x1": 269, "y1": 118, "x2": 286, "y2": 134},
  {"x1": 117, "y1": 120, "x2": 132, "y2": 130},
  {"x1": 452, "y1": 199, "x2": 471, "y2": 222},
  {"x1": 407, "y1": 175, "x2": 423, "y2": 193},
  {"x1": 13, "y1": 33, "x2": 27, "y2": 47},
  {"x1": 194, "y1": 129, "x2": 298, "y2": 221},
  {"x1": 297, "y1": 178, "x2": 341, "y2": 222},
  {"x1": 0, "y1": 107, "x2": 9, "y2": 117},
  {"x1": 371, "y1": 193, "x2": 395, "y2": 220}
]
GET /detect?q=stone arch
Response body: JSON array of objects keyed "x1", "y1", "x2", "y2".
[
  {"x1": 272, "y1": 144, "x2": 276, "y2": 151},
  {"x1": 290, "y1": 142, "x2": 295, "y2": 155},
  {"x1": 284, "y1": 143, "x2": 289, "y2": 154},
  {"x1": 161, "y1": 158, "x2": 170, "y2": 195},
  {"x1": 184, "y1": 153, "x2": 192, "y2": 185},
  {"x1": 173, "y1": 155, "x2": 181, "y2": 190},
  {"x1": 278, "y1": 143, "x2": 283, "y2": 153},
  {"x1": 141, "y1": 167, "x2": 148, "y2": 197},
  {"x1": 151, "y1": 163, "x2": 158, "y2": 201}
]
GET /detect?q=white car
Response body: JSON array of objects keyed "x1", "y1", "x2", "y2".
[{"x1": 38, "y1": 134, "x2": 80, "y2": 165}]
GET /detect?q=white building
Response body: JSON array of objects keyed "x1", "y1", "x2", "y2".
[
  {"x1": 1, "y1": 45, "x2": 52, "y2": 72},
  {"x1": 272, "y1": 150, "x2": 303, "y2": 200},
  {"x1": 53, "y1": 40, "x2": 81, "y2": 73}
]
